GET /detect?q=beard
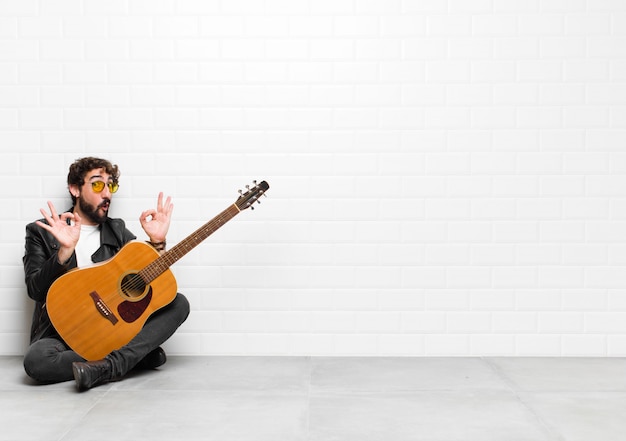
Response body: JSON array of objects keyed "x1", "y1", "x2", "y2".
[{"x1": 78, "y1": 197, "x2": 110, "y2": 225}]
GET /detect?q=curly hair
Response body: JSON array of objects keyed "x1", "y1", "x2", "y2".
[{"x1": 67, "y1": 157, "x2": 120, "y2": 205}]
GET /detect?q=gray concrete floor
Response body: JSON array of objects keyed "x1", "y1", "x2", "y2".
[{"x1": 0, "y1": 355, "x2": 625, "y2": 440}]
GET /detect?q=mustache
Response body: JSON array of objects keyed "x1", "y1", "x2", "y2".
[{"x1": 98, "y1": 199, "x2": 111, "y2": 209}]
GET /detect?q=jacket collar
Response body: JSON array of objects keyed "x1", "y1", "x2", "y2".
[{"x1": 66, "y1": 207, "x2": 123, "y2": 263}]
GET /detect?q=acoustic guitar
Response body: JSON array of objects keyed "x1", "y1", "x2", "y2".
[{"x1": 46, "y1": 180, "x2": 269, "y2": 360}]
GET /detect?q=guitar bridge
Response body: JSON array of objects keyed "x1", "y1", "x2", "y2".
[{"x1": 89, "y1": 291, "x2": 119, "y2": 325}]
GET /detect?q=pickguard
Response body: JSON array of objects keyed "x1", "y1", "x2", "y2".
[{"x1": 117, "y1": 287, "x2": 153, "y2": 323}]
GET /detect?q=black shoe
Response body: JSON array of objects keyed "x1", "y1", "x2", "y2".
[
  {"x1": 72, "y1": 359, "x2": 113, "y2": 392},
  {"x1": 136, "y1": 347, "x2": 167, "y2": 370}
]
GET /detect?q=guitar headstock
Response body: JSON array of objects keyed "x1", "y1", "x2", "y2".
[{"x1": 236, "y1": 180, "x2": 269, "y2": 211}]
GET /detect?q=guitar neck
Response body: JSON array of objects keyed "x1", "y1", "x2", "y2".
[{"x1": 139, "y1": 203, "x2": 241, "y2": 283}]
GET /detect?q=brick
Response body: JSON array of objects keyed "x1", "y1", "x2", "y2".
[
  {"x1": 446, "y1": 312, "x2": 491, "y2": 333},
  {"x1": 561, "y1": 333, "x2": 606, "y2": 357}
]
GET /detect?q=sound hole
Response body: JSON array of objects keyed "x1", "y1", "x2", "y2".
[{"x1": 121, "y1": 273, "x2": 146, "y2": 299}]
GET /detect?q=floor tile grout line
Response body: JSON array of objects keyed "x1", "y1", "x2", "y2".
[
  {"x1": 482, "y1": 357, "x2": 566, "y2": 441},
  {"x1": 57, "y1": 388, "x2": 113, "y2": 441}
]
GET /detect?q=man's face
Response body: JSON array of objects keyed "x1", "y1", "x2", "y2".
[{"x1": 72, "y1": 168, "x2": 116, "y2": 225}]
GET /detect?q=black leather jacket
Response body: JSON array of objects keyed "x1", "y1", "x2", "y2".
[{"x1": 23, "y1": 212, "x2": 136, "y2": 343}]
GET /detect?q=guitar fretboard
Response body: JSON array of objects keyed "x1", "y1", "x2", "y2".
[{"x1": 139, "y1": 203, "x2": 240, "y2": 283}]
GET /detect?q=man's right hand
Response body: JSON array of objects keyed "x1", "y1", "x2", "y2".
[{"x1": 36, "y1": 201, "x2": 82, "y2": 264}]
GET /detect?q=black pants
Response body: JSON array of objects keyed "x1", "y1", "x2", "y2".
[{"x1": 23, "y1": 293, "x2": 190, "y2": 384}]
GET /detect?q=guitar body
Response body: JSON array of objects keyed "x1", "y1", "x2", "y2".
[{"x1": 46, "y1": 241, "x2": 177, "y2": 361}]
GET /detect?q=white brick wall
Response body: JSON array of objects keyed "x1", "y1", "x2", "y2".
[{"x1": 2, "y1": 0, "x2": 626, "y2": 356}]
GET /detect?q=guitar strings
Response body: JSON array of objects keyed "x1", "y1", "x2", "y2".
[
  {"x1": 125, "y1": 185, "x2": 262, "y2": 286},
  {"x1": 118, "y1": 207, "x2": 238, "y2": 295}
]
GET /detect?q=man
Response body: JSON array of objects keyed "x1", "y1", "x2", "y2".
[{"x1": 23, "y1": 157, "x2": 190, "y2": 391}]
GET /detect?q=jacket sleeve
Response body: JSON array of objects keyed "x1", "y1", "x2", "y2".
[{"x1": 23, "y1": 221, "x2": 77, "y2": 303}]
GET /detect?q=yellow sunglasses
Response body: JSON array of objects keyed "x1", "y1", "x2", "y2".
[{"x1": 90, "y1": 181, "x2": 119, "y2": 194}]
